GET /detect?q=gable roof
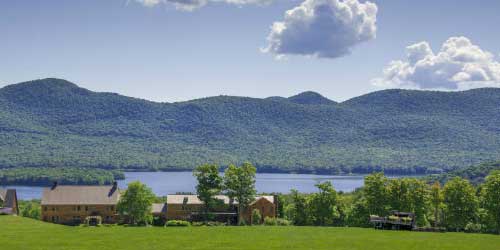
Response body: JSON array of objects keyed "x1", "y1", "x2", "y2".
[
  {"x1": 167, "y1": 195, "x2": 232, "y2": 205},
  {"x1": 41, "y1": 185, "x2": 120, "y2": 205},
  {"x1": 166, "y1": 195, "x2": 274, "y2": 205},
  {"x1": 250, "y1": 196, "x2": 274, "y2": 205}
]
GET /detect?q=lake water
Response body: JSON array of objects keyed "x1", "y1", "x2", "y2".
[{"x1": 3, "y1": 172, "x2": 369, "y2": 200}]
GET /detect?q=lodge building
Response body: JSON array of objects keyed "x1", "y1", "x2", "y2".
[
  {"x1": 37, "y1": 183, "x2": 277, "y2": 225},
  {"x1": 155, "y1": 194, "x2": 277, "y2": 224},
  {"x1": 40, "y1": 182, "x2": 120, "y2": 225}
]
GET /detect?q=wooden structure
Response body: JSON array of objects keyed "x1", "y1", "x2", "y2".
[
  {"x1": 41, "y1": 182, "x2": 120, "y2": 225},
  {"x1": 163, "y1": 194, "x2": 277, "y2": 224},
  {"x1": 0, "y1": 189, "x2": 19, "y2": 215},
  {"x1": 370, "y1": 211, "x2": 416, "y2": 230}
]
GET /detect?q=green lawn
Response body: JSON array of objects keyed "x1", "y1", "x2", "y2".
[{"x1": 0, "y1": 216, "x2": 498, "y2": 250}]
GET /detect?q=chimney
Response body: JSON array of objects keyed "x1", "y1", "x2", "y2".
[
  {"x1": 109, "y1": 181, "x2": 118, "y2": 197},
  {"x1": 51, "y1": 181, "x2": 58, "y2": 190}
]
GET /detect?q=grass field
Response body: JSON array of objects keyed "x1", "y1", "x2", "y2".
[{"x1": 0, "y1": 216, "x2": 498, "y2": 250}]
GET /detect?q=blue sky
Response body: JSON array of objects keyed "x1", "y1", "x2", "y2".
[{"x1": 2, "y1": 0, "x2": 500, "y2": 102}]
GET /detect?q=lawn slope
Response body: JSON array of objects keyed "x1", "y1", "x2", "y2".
[{"x1": 0, "y1": 216, "x2": 498, "y2": 250}]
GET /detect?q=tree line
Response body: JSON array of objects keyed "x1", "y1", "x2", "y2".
[
  {"x1": 15, "y1": 163, "x2": 500, "y2": 234},
  {"x1": 280, "y1": 172, "x2": 500, "y2": 234},
  {"x1": 0, "y1": 167, "x2": 125, "y2": 186}
]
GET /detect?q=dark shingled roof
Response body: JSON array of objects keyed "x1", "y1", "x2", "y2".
[
  {"x1": 41, "y1": 185, "x2": 120, "y2": 205},
  {"x1": 152, "y1": 203, "x2": 167, "y2": 214}
]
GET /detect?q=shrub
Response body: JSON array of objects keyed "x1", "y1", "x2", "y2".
[
  {"x1": 238, "y1": 219, "x2": 247, "y2": 226},
  {"x1": 264, "y1": 217, "x2": 277, "y2": 226},
  {"x1": 251, "y1": 209, "x2": 262, "y2": 225},
  {"x1": 388, "y1": 216, "x2": 399, "y2": 221},
  {"x1": 192, "y1": 221, "x2": 226, "y2": 227},
  {"x1": 264, "y1": 217, "x2": 291, "y2": 226},
  {"x1": 464, "y1": 223, "x2": 483, "y2": 233},
  {"x1": 402, "y1": 217, "x2": 413, "y2": 223},
  {"x1": 165, "y1": 220, "x2": 190, "y2": 227}
]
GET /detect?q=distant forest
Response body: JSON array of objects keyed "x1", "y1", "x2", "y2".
[
  {"x1": 1, "y1": 78, "x2": 500, "y2": 174},
  {"x1": 0, "y1": 167, "x2": 124, "y2": 186}
]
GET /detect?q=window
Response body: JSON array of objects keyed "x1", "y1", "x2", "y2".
[
  {"x1": 52, "y1": 207, "x2": 56, "y2": 212},
  {"x1": 77, "y1": 206, "x2": 81, "y2": 211},
  {"x1": 85, "y1": 206, "x2": 88, "y2": 211},
  {"x1": 43, "y1": 206, "x2": 47, "y2": 211}
]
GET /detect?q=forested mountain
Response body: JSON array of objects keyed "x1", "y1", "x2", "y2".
[{"x1": 1, "y1": 78, "x2": 500, "y2": 174}]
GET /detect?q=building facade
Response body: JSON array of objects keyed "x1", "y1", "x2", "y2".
[
  {"x1": 164, "y1": 194, "x2": 276, "y2": 224},
  {"x1": 41, "y1": 183, "x2": 120, "y2": 225}
]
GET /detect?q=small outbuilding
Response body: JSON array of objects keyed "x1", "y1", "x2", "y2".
[{"x1": 0, "y1": 189, "x2": 19, "y2": 215}]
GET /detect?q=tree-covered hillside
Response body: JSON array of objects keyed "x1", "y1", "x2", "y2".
[{"x1": 1, "y1": 78, "x2": 500, "y2": 174}]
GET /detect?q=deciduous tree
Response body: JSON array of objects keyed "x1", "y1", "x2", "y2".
[
  {"x1": 309, "y1": 182, "x2": 338, "y2": 226},
  {"x1": 430, "y1": 181, "x2": 443, "y2": 227},
  {"x1": 117, "y1": 181, "x2": 155, "y2": 225},
  {"x1": 443, "y1": 177, "x2": 478, "y2": 231},
  {"x1": 224, "y1": 162, "x2": 256, "y2": 225},
  {"x1": 364, "y1": 173, "x2": 388, "y2": 216},
  {"x1": 194, "y1": 164, "x2": 223, "y2": 222},
  {"x1": 481, "y1": 171, "x2": 500, "y2": 234}
]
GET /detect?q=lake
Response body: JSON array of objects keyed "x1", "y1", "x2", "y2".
[{"x1": 4, "y1": 172, "x2": 373, "y2": 200}]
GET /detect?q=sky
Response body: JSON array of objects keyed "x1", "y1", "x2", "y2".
[{"x1": 1, "y1": 0, "x2": 500, "y2": 103}]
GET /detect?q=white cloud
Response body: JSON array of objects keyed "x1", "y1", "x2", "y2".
[
  {"x1": 373, "y1": 36, "x2": 500, "y2": 90},
  {"x1": 262, "y1": 0, "x2": 378, "y2": 59},
  {"x1": 134, "y1": 0, "x2": 272, "y2": 11}
]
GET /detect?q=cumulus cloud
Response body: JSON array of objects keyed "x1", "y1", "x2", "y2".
[
  {"x1": 372, "y1": 36, "x2": 500, "y2": 90},
  {"x1": 134, "y1": 0, "x2": 272, "y2": 11},
  {"x1": 262, "y1": 0, "x2": 378, "y2": 59}
]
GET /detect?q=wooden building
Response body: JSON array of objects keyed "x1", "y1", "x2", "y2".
[
  {"x1": 164, "y1": 194, "x2": 276, "y2": 224},
  {"x1": 0, "y1": 189, "x2": 19, "y2": 215},
  {"x1": 41, "y1": 182, "x2": 120, "y2": 225}
]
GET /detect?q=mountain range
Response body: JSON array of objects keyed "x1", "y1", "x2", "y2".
[{"x1": 1, "y1": 78, "x2": 500, "y2": 174}]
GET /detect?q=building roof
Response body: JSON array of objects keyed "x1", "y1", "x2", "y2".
[
  {"x1": 250, "y1": 196, "x2": 275, "y2": 205},
  {"x1": 41, "y1": 185, "x2": 120, "y2": 205},
  {"x1": 166, "y1": 194, "x2": 274, "y2": 205},
  {"x1": 152, "y1": 203, "x2": 167, "y2": 214},
  {"x1": 0, "y1": 189, "x2": 17, "y2": 209}
]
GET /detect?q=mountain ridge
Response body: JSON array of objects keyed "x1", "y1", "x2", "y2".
[{"x1": 1, "y1": 78, "x2": 499, "y2": 174}]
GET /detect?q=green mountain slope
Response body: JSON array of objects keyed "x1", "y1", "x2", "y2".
[{"x1": 1, "y1": 78, "x2": 499, "y2": 174}]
